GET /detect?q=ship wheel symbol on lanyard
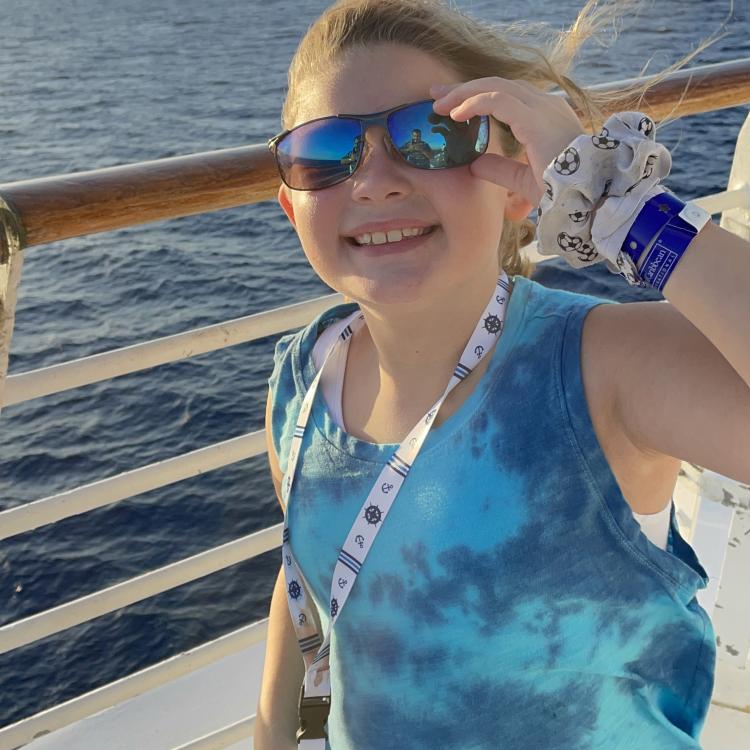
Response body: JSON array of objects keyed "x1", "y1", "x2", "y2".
[
  {"x1": 364, "y1": 504, "x2": 383, "y2": 525},
  {"x1": 483, "y1": 313, "x2": 502, "y2": 335}
]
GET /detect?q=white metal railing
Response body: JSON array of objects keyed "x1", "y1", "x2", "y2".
[
  {"x1": 1, "y1": 179, "x2": 749, "y2": 748},
  {"x1": 0, "y1": 618, "x2": 267, "y2": 750},
  {"x1": 0, "y1": 432, "x2": 265, "y2": 541},
  {"x1": 173, "y1": 718, "x2": 255, "y2": 750},
  {"x1": 1, "y1": 292, "x2": 343, "y2": 407},
  {"x1": 0, "y1": 522, "x2": 282, "y2": 655}
]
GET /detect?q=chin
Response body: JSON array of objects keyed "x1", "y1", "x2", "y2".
[{"x1": 343, "y1": 272, "x2": 442, "y2": 309}]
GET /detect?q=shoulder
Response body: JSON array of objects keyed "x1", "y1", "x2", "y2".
[
  {"x1": 511, "y1": 274, "x2": 612, "y2": 320},
  {"x1": 268, "y1": 300, "x2": 360, "y2": 388},
  {"x1": 579, "y1": 299, "x2": 687, "y2": 457},
  {"x1": 580, "y1": 298, "x2": 693, "y2": 435},
  {"x1": 266, "y1": 299, "x2": 360, "y2": 437},
  {"x1": 266, "y1": 300, "x2": 360, "y2": 511},
  {"x1": 578, "y1": 300, "x2": 656, "y2": 450}
]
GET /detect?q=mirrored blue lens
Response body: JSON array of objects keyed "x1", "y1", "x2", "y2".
[
  {"x1": 275, "y1": 117, "x2": 363, "y2": 190},
  {"x1": 388, "y1": 100, "x2": 489, "y2": 169}
]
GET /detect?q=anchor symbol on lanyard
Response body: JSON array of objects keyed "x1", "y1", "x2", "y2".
[
  {"x1": 381, "y1": 482, "x2": 394, "y2": 494},
  {"x1": 298, "y1": 612, "x2": 307, "y2": 625},
  {"x1": 338, "y1": 577, "x2": 348, "y2": 589},
  {"x1": 355, "y1": 534, "x2": 365, "y2": 548},
  {"x1": 474, "y1": 344, "x2": 484, "y2": 359}
]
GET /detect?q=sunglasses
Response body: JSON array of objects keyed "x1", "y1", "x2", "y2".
[{"x1": 267, "y1": 98, "x2": 490, "y2": 191}]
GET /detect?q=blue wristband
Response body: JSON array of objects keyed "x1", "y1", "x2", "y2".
[
  {"x1": 637, "y1": 221, "x2": 696, "y2": 292},
  {"x1": 621, "y1": 191, "x2": 710, "y2": 291},
  {"x1": 621, "y1": 191, "x2": 684, "y2": 269}
]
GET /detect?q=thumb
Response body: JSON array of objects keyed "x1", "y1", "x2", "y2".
[{"x1": 469, "y1": 153, "x2": 541, "y2": 206}]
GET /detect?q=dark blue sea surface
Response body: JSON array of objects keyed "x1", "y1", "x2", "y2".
[{"x1": 0, "y1": 0, "x2": 747, "y2": 727}]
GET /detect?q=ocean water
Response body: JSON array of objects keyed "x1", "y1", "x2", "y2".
[{"x1": 0, "y1": 0, "x2": 747, "y2": 727}]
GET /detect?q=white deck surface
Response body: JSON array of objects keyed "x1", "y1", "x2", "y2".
[{"x1": 14, "y1": 463, "x2": 748, "y2": 750}]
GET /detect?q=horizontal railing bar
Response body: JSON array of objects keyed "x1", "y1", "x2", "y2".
[
  {"x1": 692, "y1": 186, "x2": 750, "y2": 214},
  {"x1": 0, "y1": 431, "x2": 266, "y2": 541},
  {"x1": 592, "y1": 58, "x2": 750, "y2": 120},
  {"x1": 0, "y1": 59, "x2": 747, "y2": 249},
  {"x1": 0, "y1": 523, "x2": 282, "y2": 655},
  {"x1": 0, "y1": 619, "x2": 267, "y2": 750},
  {"x1": 0, "y1": 143, "x2": 280, "y2": 249},
  {"x1": 4, "y1": 185, "x2": 747, "y2": 409},
  {"x1": 173, "y1": 718, "x2": 254, "y2": 750},
  {"x1": 2, "y1": 292, "x2": 343, "y2": 407}
]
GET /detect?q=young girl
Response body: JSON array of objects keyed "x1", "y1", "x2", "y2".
[{"x1": 255, "y1": 1, "x2": 750, "y2": 747}]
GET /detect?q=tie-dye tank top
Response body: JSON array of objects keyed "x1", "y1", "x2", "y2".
[{"x1": 266, "y1": 274, "x2": 716, "y2": 749}]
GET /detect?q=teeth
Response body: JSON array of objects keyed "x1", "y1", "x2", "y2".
[{"x1": 354, "y1": 226, "x2": 432, "y2": 246}]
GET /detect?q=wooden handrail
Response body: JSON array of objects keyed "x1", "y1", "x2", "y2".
[{"x1": 1, "y1": 58, "x2": 749, "y2": 250}]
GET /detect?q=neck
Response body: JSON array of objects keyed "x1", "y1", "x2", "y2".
[{"x1": 356, "y1": 265, "x2": 511, "y2": 404}]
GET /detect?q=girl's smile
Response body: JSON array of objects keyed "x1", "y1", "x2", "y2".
[{"x1": 344, "y1": 224, "x2": 440, "y2": 256}]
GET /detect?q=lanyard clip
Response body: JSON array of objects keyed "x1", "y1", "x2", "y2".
[{"x1": 296, "y1": 682, "x2": 330, "y2": 743}]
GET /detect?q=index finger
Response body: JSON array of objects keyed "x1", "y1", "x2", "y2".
[{"x1": 430, "y1": 76, "x2": 542, "y2": 111}]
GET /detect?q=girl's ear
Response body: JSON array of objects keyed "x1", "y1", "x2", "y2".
[
  {"x1": 502, "y1": 150, "x2": 534, "y2": 221},
  {"x1": 503, "y1": 190, "x2": 535, "y2": 222},
  {"x1": 277, "y1": 184, "x2": 297, "y2": 229}
]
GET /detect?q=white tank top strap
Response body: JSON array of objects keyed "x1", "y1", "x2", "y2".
[
  {"x1": 311, "y1": 308, "x2": 359, "y2": 369},
  {"x1": 311, "y1": 309, "x2": 359, "y2": 433}
]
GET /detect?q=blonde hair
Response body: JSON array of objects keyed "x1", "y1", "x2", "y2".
[{"x1": 280, "y1": 0, "x2": 719, "y2": 279}]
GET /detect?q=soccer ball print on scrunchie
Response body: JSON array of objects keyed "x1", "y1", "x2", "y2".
[{"x1": 536, "y1": 111, "x2": 671, "y2": 284}]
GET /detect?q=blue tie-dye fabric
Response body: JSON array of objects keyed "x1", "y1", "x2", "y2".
[{"x1": 267, "y1": 274, "x2": 716, "y2": 749}]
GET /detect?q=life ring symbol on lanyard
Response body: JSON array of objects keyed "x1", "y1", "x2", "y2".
[{"x1": 281, "y1": 273, "x2": 511, "y2": 745}]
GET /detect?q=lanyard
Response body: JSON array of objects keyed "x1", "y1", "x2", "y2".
[{"x1": 281, "y1": 272, "x2": 511, "y2": 747}]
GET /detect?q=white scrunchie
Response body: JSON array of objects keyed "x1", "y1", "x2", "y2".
[{"x1": 536, "y1": 111, "x2": 672, "y2": 286}]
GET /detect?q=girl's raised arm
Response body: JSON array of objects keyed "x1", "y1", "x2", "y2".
[
  {"x1": 584, "y1": 220, "x2": 750, "y2": 484},
  {"x1": 433, "y1": 78, "x2": 750, "y2": 483}
]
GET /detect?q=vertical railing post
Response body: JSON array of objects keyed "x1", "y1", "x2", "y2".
[
  {"x1": 720, "y1": 111, "x2": 750, "y2": 241},
  {"x1": 0, "y1": 195, "x2": 26, "y2": 417}
]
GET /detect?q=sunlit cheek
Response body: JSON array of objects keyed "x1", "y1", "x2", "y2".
[
  {"x1": 453, "y1": 180, "x2": 507, "y2": 258},
  {"x1": 292, "y1": 195, "x2": 342, "y2": 273}
]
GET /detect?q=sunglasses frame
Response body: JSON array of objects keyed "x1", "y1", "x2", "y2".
[{"x1": 267, "y1": 98, "x2": 490, "y2": 191}]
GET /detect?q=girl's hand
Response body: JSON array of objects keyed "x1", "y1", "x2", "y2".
[{"x1": 430, "y1": 78, "x2": 586, "y2": 207}]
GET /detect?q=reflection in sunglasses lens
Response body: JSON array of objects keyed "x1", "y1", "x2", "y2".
[
  {"x1": 276, "y1": 118, "x2": 362, "y2": 190},
  {"x1": 389, "y1": 101, "x2": 487, "y2": 169}
]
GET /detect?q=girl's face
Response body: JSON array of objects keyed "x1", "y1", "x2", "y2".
[{"x1": 277, "y1": 43, "x2": 526, "y2": 308}]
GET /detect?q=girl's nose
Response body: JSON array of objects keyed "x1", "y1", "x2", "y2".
[{"x1": 349, "y1": 125, "x2": 411, "y2": 199}]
